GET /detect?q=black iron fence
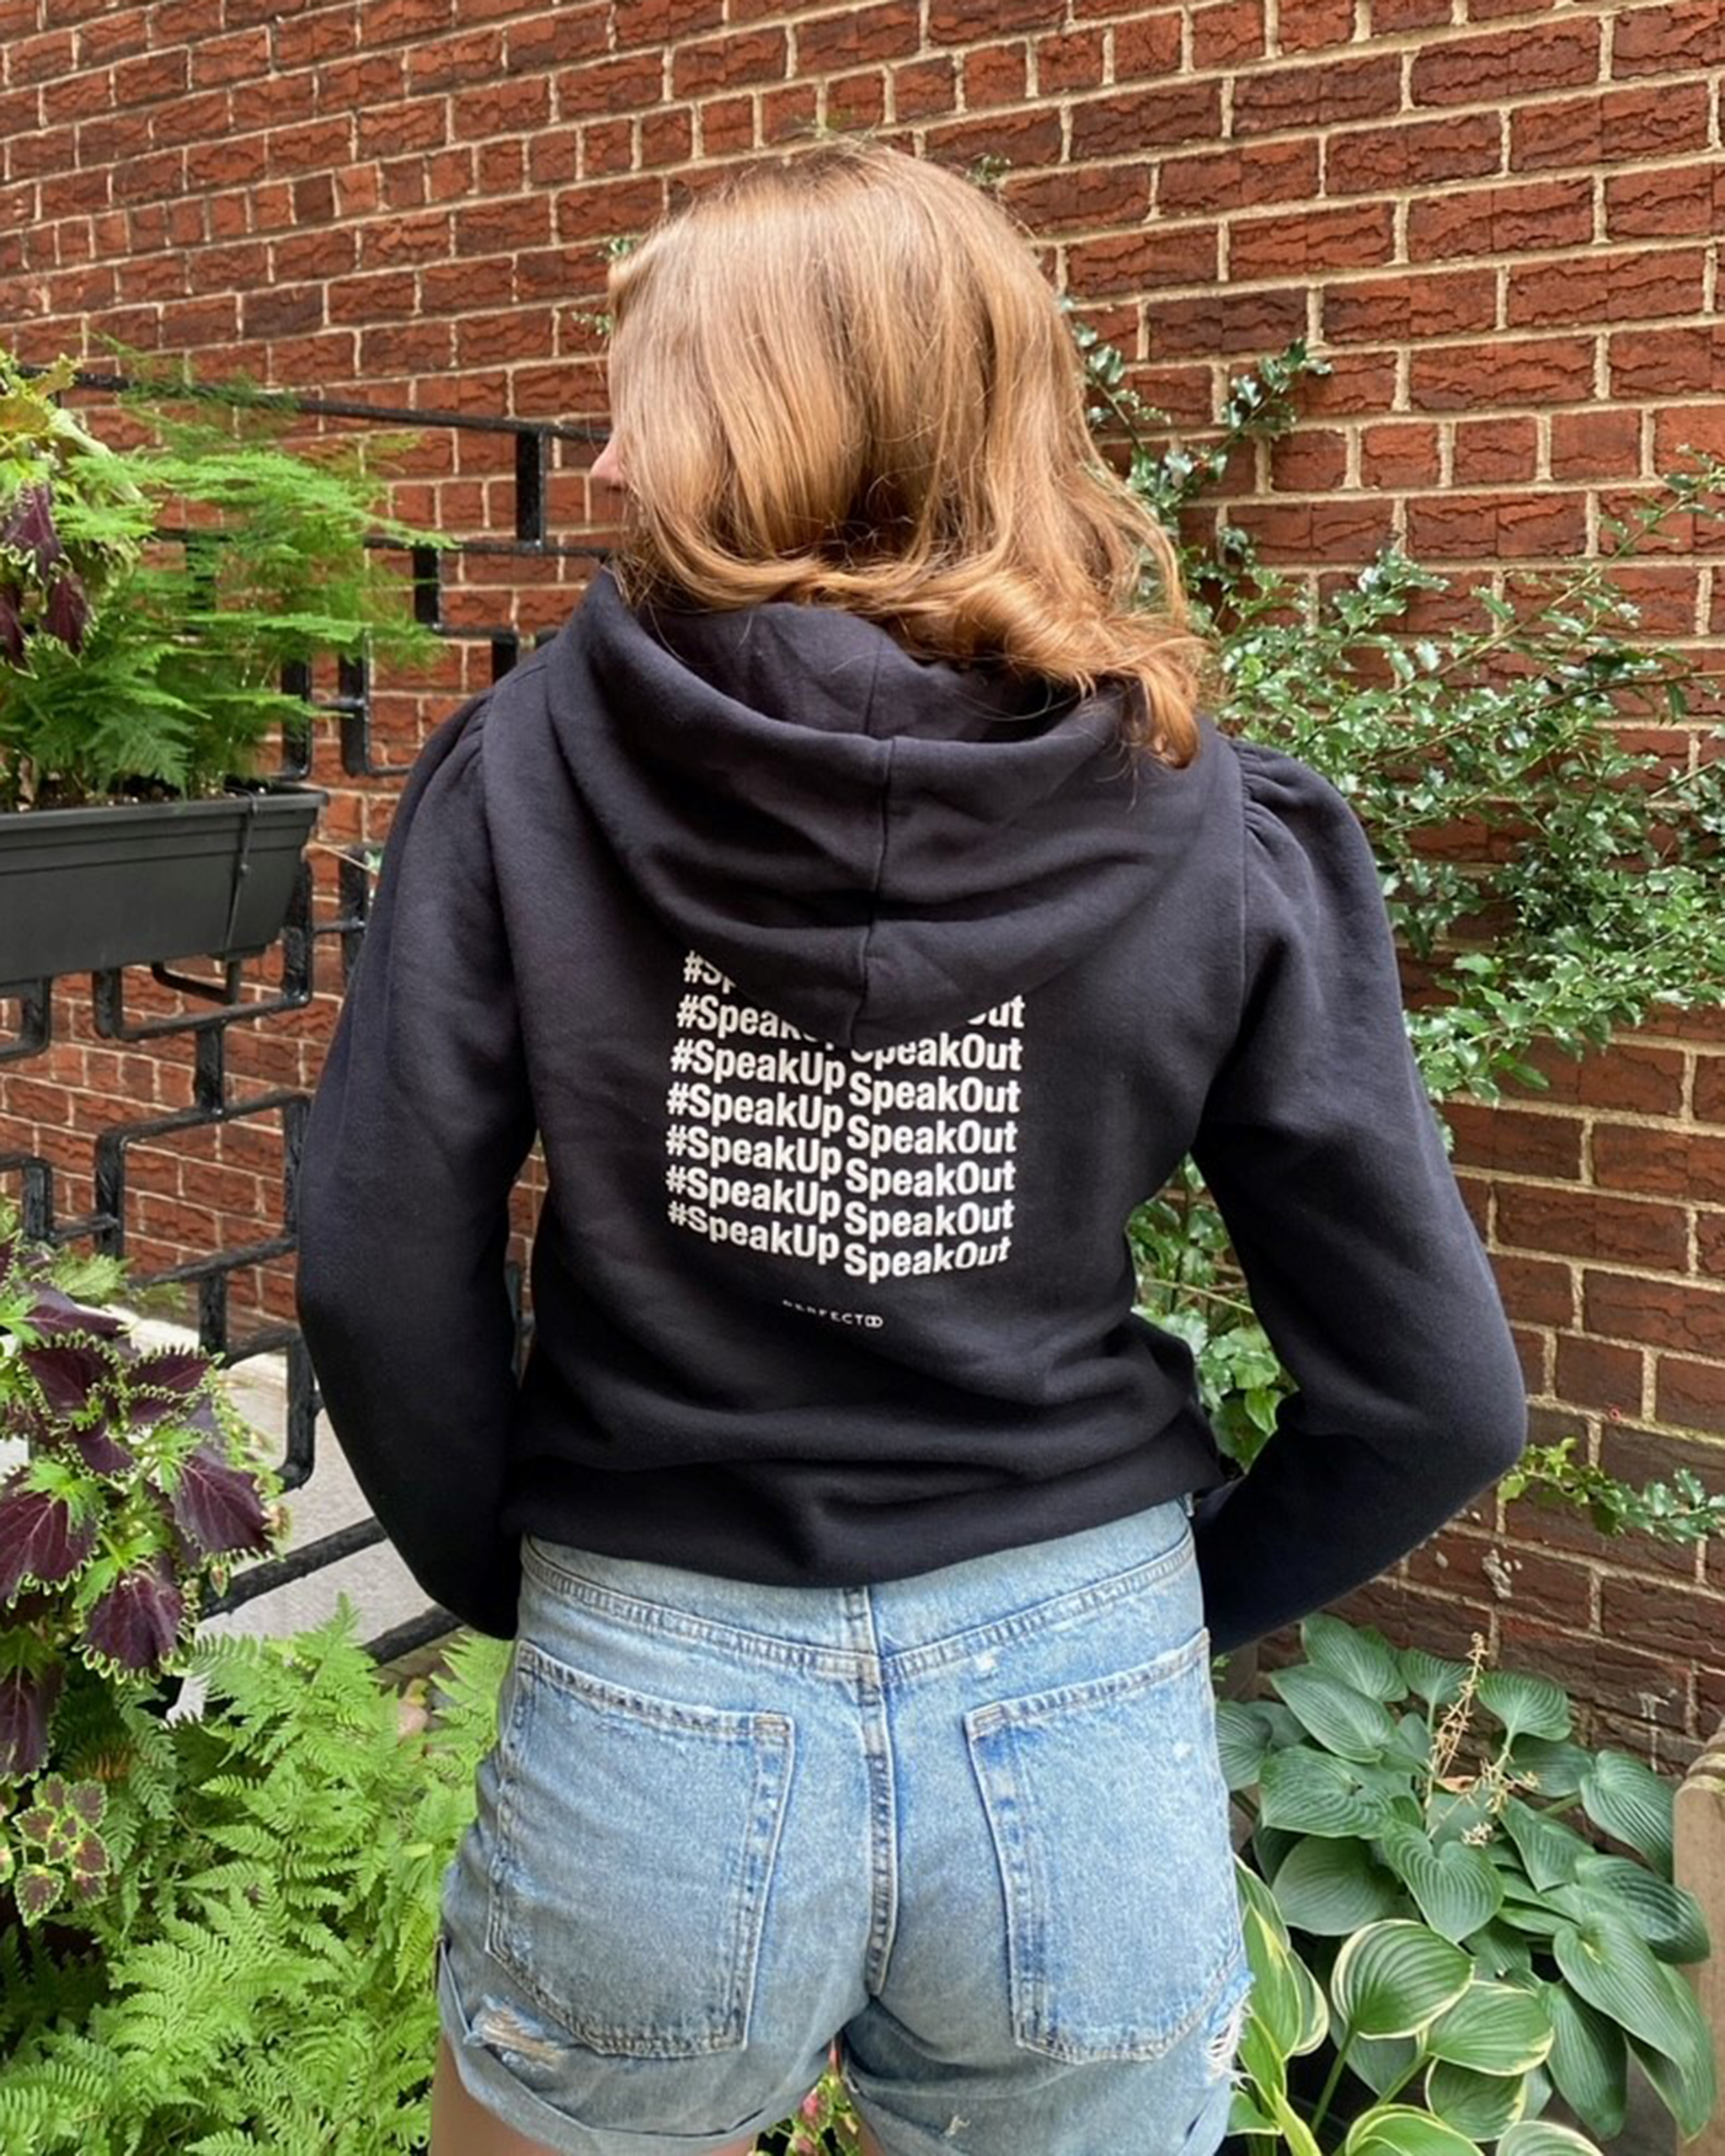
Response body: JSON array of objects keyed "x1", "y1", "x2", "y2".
[{"x1": 0, "y1": 374, "x2": 606, "y2": 1666}]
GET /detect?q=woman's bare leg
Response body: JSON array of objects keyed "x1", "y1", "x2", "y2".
[{"x1": 429, "y1": 2031, "x2": 761, "y2": 2156}]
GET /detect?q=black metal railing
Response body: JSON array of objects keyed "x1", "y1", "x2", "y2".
[{"x1": 0, "y1": 374, "x2": 608, "y2": 1666}]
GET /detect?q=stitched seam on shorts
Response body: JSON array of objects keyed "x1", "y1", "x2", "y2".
[{"x1": 520, "y1": 1532, "x2": 1197, "y2": 1686}]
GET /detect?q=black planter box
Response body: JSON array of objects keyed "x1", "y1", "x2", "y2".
[{"x1": 0, "y1": 780, "x2": 328, "y2": 991}]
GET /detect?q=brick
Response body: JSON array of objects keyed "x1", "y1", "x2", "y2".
[
  {"x1": 797, "y1": 2, "x2": 920, "y2": 71},
  {"x1": 1406, "y1": 1522, "x2": 1594, "y2": 1629},
  {"x1": 452, "y1": 197, "x2": 550, "y2": 254},
  {"x1": 1263, "y1": 425, "x2": 1347, "y2": 492},
  {"x1": 927, "y1": 0, "x2": 1063, "y2": 34},
  {"x1": 554, "y1": 176, "x2": 665, "y2": 244},
  {"x1": 1407, "y1": 491, "x2": 1588, "y2": 560},
  {"x1": 405, "y1": 29, "x2": 504, "y2": 93},
  {"x1": 761, "y1": 84, "x2": 816, "y2": 145},
  {"x1": 1605, "y1": 161, "x2": 1725, "y2": 242},
  {"x1": 1452, "y1": 417, "x2": 1539, "y2": 485},
  {"x1": 962, "y1": 40, "x2": 1028, "y2": 105},
  {"x1": 8, "y1": 27, "x2": 73, "y2": 84},
  {"x1": 1407, "y1": 179, "x2": 1593, "y2": 261},
  {"x1": 925, "y1": 108, "x2": 1062, "y2": 166},
  {"x1": 1069, "y1": 79, "x2": 1221, "y2": 160},
  {"x1": 1156, "y1": 138, "x2": 1317, "y2": 216},
  {"x1": 1001, "y1": 160, "x2": 1152, "y2": 232},
  {"x1": 1113, "y1": 13, "x2": 1185, "y2": 77},
  {"x1": 1610, "y1": 1, "x2": 1725, "y2": 73},
  {"x1": 1657, "y1": 1358, "x2": 1725, "y2": 1434},
  {"x1": 1410, "y1": 21, "x2": 1601, "y2": 107},
  {"x1": 1495, "y1": 1182, "x2": 1688, "y2": 1270},
  {"x1": 1232, "y1": 54, "x2": 1400, "y2": 134},
  {"x1": 1598, "y1": 1572, "x2": 1724, "y2": 1678},
  {"x1": 366, "y1": 0, "x2": 451, "y2": 40},
  {"x1": 1066, "y1": 226, "x2": 1218, "y2": 294},
  {"x1": 1494, "y1": 1613, "x2": 1689, "y2": 1731},
  {"x1": 507, "y1": 5, "x2": 611, "y2": 69},
  {"x1": 358, "y1": 99, "x2": 448, "y2": 157},
  {"x1": 1231, "y1": 200, "x2": 1394, "y2": 279},
  {"x1": 1509, "y1": 248, "x2": 1706, "y2": 331},
  {"x1": 1187, "y1": 1, "x2": 1263, "y2": 68},
  {"x1": 1511, "y1": 83, "x2": 1710, "y2": 170},
  {"x1": 1410, "y1": 336, "x2": 1595, "y2": 411},
  {"x1": 610, "y1": 0, "x2": 720, "y2": 45},
  {"x1": 1584, "y1": 1276, "x2": 1725, "y2": 1376},
  {"x1": 1323, "y1": 268, "x2": 1497, "y2": 344},
  {"x1": 700, "y1": 90, "x2": 756, "y2": 151},
  {"x1": 891, "y1": 56, "x2": 957, "y2": 118},
  {"x1": 557, "y1": 52, "x2": 665, "y2": 117},
  {"x1": 275, "y1": 4, "x2": 360, "y2": 67},
  {"x1": 1327, "y1": 111, "x2": 1503, "y2": 197},
  {"x1": 1554, "y1": 1331, "x2": 1646, "y2": 1414},
  {"x1": 671, "y1": 28, "x2": 786, "y2": 97},
  {"x1": 1548, "y1": 407, "x2": 1643, "y2": 480}
]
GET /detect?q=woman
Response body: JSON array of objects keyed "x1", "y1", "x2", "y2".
[{"x1": 294, "y1": 138, "x2": 1528, "y2": 2156}]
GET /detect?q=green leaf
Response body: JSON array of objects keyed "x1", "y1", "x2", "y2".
[
  {"x1": 1215, "y1": 1700, "x2": 1277, "y2": 1793},
  {"x1": 1465, "y1": 1919, "x2": 1536, "y2": 1981},
  {"x1": 1376, "y1": 1819, "x2": 1505, "y2": 1943},
  {"x1": 1475, "y1": 1671, "x2": 1571, "y2": 1742},
  {"x1": 1259, "y1": 1747, "x2": 1397, "y2": 1839},
  {"x1": 1498, "y1": 1795, "x2": 1590, "y2": 1890},
  {"x1": 1495, "y1": 2118, "x2": 1607, "y2": 2156},
  {"x1": 1550, "y1": 1911, "x2": 1712, "y2": 2073},
  {"x1": 1300, "y1": 1614, "x2": 1407, "y2": 1701},
  {"x1": 1423, "y1": 1981, "x2": 1553, "y2": 2073},
  {"x1": 1422, "y1": 2057, "x2": 1529, "y2": 2140},
  {"x1": 1625, "y1": 2017, "x2": 1717, "y2": 2143},
  {"x1": 1506, "y1": 1736, "x2": 1591, "y2": 1799},
  {"x1": 1567, "y1": 1849, "x2": 1709, "y2": 1962},
  {"x1": 1270, "y1": 1834, "x2": 1407, "y2": 1935},
  {"x1": 1331, "y1": 1919, "x2": 1474, "y2": 2040},
  {"x1": 1540, "y1": 1981, "x2": 1626, "y2": 2143},
  {"x1": 1577, "y1": 1750, "x2": 1673, "y2": 1875},
  {"x1": 1268, "y1": 1665, "x2": 1402, "y2": 1762},
  {"x1": 1341, "y1": 2100, "x2": 1482, "y2": 2156},
  {"x1": 1399, "y1": 1649, "x2": 1469, "y2": 1709},
  {"x1": 1348, "y1": 2030, "x2": 1422, "y2": 2098}
]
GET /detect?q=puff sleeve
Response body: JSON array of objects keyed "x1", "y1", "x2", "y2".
[
  {"x1": 294, "y1": 696, "x2": 537, "y2": 1639},
  {"x1": 1188, "y1": 739, "x2": 1528, "y2": 1655}
]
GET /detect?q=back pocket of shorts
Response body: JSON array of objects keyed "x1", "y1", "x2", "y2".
[
  {"x1": 964, "y1": 1623, "x2": 1246, "y2": 2064},
  {"x1": 483, "y1": 1637, "x2": 795, "y2": 2059}
]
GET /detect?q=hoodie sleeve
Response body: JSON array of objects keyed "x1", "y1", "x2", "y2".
[
  {"x1": 1186, "y1": 739, "x2": 1528, "y2": 1657},
  {"x1": 293, "y1": 695, "x2": 537, "y2": 1641}
]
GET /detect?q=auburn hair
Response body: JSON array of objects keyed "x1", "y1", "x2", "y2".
[{"x1": 598, "y1": 137, "x2": 1213, "y2": 766}]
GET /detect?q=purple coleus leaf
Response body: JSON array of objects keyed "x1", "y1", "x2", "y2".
[
  {"x1": 62, "y1": 1419, "x2": 136, "y2": 1477},
  {"x1": 0, "y1": 482, "x2": 66, "y2": 575},
  {"x1": 40, "y1": 572, "x2": 88, "y2": 654},
  {"x1": 127, "y1": 1347, "x2": 212, "y2": 1397},
  {"x1": 169, "y1": 1442, "x2": 271, "y2": 1560},
  {"x1": 19, "y1": 1339, "x2": 109, "y2": 1417},
  {"x1": 82, "y1": 1555, "x2": 184, "y2": 1674},
  {"x1": 0, "y1": 583, "x2": 23, "y2": 666},
  {"x1": 0, "y1": 1481, "x2": 97, "y2": 1601},
  {"x1": 0, "y1": 1658, "x2": 64, "y2": 1780},
  {"x1": 17, "y1": 1866, "x2": 65, "y2": 1923},
  {"x1": 14, "y1": 1288, "x2": 126, "y2": 1341}
]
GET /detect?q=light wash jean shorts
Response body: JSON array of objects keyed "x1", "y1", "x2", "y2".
[{"x1": 435, "y1": 1495, "x2": 1253, "y2": 2156}]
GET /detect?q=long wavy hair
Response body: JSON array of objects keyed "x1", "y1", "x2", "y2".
[{"x1": 598, "y1": 138, "x2": 1213, "y2": 766}]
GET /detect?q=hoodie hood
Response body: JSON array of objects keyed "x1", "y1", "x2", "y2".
[{"x1": 546, "y1": 563, "x2": 1226, "y2": 1052}]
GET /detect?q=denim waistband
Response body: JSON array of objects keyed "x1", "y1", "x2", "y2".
[{"x1": 519, "y1": 1495, "x2": 1198, "y2": 1684}]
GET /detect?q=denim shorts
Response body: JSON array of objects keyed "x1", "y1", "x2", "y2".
[{"x1": 435, "y1": 1496, "x2": 1253, "y2": 2156}]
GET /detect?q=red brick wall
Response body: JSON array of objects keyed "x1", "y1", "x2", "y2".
[{"x1": 3, "y1": 0, "x2": 1724, "y2": 1755}]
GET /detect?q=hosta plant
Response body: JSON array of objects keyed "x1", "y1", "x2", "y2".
[
  {"x1": 1220, "y1": 1611, "x2": 1714, "y2": 2154},
  {"x1": 0, "y1": 1187, "x2": 284, "y2": 1924}
]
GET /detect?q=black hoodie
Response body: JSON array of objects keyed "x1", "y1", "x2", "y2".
[{"x1": 293, "y1": 564, "x2": 1528, "y2": 1649}]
